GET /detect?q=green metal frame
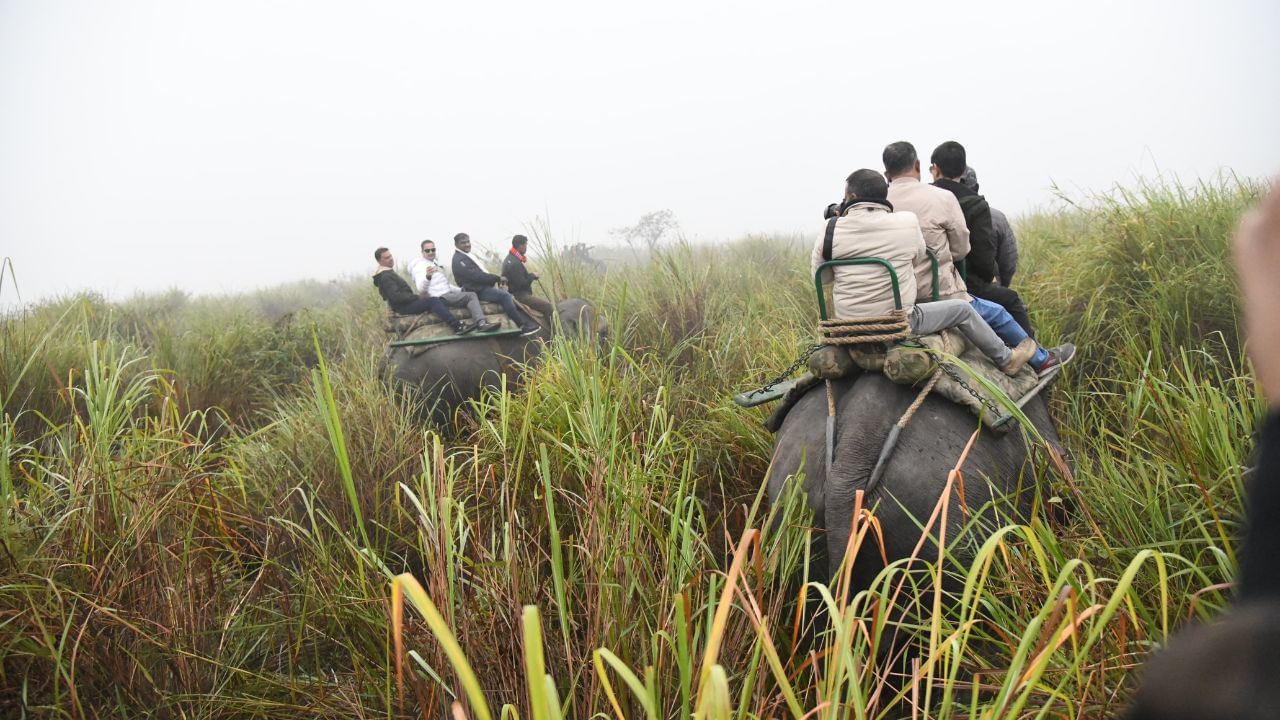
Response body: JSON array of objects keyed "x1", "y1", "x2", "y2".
[
  {"x1": 814, "y1": 258, "x2": 904, "y2": 320},
  {"x1": 388, "y1": 328, "x2": 522, "y2": 348}
]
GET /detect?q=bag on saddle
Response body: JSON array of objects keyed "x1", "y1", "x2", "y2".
[{"x1": 810, "y1": 329, "x2": 1040, "y2": 429}]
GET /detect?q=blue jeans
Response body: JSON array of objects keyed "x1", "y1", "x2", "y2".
[
  {"x1": 474, "y1": 286, "x2": 532, "y2": 328},
  {"x1": 395, "y1": 296, "x2": 459, "y2": 326},
  {"x1": 971, "y1": 297, "x2": 1048, "y2": 367}
]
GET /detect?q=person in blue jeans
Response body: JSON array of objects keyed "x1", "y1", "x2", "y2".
[
  {"x1": 970, "y1": 295, "x2": 1074, "y2": 377},
  {"x1": 450, "y1": 233, "x2": 540, "y2": 336}
]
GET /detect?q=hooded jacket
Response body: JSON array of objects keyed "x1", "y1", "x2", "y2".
[
  {"x1": 933, "y1": 178, "x2": 998, "y2": 286},
  {"x1": 372, "y1": 266, "x2": 417, "y2": 312}
]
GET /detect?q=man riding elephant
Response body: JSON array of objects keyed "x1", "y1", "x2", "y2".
[
  {"x1": 501, "y1": 234, "x2": 556, "y2": 320},
  {"x1": 371, "y1": 247, "x2": 475, "y2": 335},
  {"x1": 451, "y1": 233, "x2": 540, "y2": 336},
  {"x1": 774, "y1": 168, "x2": 1069, "y2": 585}
]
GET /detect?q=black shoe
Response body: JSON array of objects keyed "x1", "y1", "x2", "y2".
[
  {"x1": 477, "y1": 320, "x2": 501, "y2": 332},
  {"x1": 453, "y1": 320, "x2": 477, "y2": 335},
  {"x1": 519, "y1": 325, "x2": 541, "y2": 337},
  {"x1": 1035, "y1": 343, "x2": 1076, "y2": 377}
]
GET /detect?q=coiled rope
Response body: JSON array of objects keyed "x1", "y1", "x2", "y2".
[{"x1": 818, "y1": 309, "x2": 912, "y2": 346}]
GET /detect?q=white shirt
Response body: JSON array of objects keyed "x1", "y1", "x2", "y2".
[{"x1": 409, "y1": 257, "x2": 460, "y2": 297}]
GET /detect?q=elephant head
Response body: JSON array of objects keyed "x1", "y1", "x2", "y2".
[{"x1": 767, "y1": 372, "x2": 1062, "y2": 589}]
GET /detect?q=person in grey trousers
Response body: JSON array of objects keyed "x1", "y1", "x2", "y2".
[
  {"x1": 411, "y1": 239, "x2": 499, "y2": 332},
  {"x1": 815, "y1": 169, "x2": 1038, "y2": 376}
]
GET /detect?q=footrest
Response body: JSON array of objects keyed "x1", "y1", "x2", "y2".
[
  {"x1": 991, "y1": 364, "x2": 1062, "y2": 429},
  {"x1": 734, "y1": 379, "x2": 798, "y2": 408}
]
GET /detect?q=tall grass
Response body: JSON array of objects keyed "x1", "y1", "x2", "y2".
[{"x1": 0, "y1": 175, "x2": 1267, "y2": 717}]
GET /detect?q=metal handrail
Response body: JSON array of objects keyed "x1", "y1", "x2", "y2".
[{"x1": 814, "y1": 258, "x2": 903, "y2": 320}]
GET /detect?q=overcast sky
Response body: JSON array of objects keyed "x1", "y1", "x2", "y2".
[{"x1": 2, "y1": 0, "x2": 1277, "y2": 306}]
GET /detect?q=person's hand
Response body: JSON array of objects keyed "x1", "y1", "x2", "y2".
[
  {"x1": 426, "y1": 265, "x2": 436, "y2": 277},
  {"x1": 1235, "y1": 179, "x2": 1280, "y2": 408},
  {"x1": 530, "y1": 273, "x2": 540, "y2": 281}
]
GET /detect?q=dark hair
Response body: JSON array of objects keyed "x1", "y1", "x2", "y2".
[
  {"x1": 882, "y1": 141, "x2": 917, "y2": 178},
  {"x1": 512, "y1": 234, "x2": 528, "y2": 247},
  {"x1": 845, "y1": 169, "x2": 889, "y2": 201},
  {"x1": 420, "y1": 239, "x2": 435, "y2": 251},
  {"x1": 374, "y1": 246, "x2": 389, "y2": 261},
  {"x1": 930, "y1": 141, "x2": 967, "y2": 179},
  {"x1": 453, "y1": 233, "x2": 469, "y2": 243}
]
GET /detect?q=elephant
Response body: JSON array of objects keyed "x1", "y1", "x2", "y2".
[
  {"x1": 767, "y1": 371, "x2": 1062, "y2": 591},
  {"x1": 382, "y1": 297, "x2": 605, "y2": 423}
]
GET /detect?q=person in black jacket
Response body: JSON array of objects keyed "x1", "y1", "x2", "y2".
[
  {"x1": 930, "y1": 141, "x2": 1035, "y2": 336},
  {"x1": 371, "y1": 247, "x2": 474, "y2": 335},
  {"x1": 1125, "y1": 180, "x2": 1280, "y2": 719},
  {"x1": 451, "y1": 233, "x2": 540, "y2": 335},
  {"x1": 501, "y1": 235, "x2": 556, "y2": 320}
]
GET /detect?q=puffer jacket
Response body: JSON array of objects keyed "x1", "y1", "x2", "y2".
[{"x1": 809, "y1": 200, "x2": 927, "y2": 318}]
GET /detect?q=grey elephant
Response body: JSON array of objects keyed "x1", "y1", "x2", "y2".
[
  {"x1": 383, "y1": 298, "x2": 605, "y2": 422},
  {"x1": 768, "y1": 372, "x2": 1061, "y2": 590}
]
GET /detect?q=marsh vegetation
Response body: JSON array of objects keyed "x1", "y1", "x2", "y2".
[{"x1": 0, "y1": 176, "x2": 1265, "y2": 718}]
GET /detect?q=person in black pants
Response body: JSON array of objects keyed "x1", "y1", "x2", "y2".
[
  {"x1": 929, "y1": 141, "x2": 1035, "y2": 336},
  {"x1": 1126, "y1": 181, "x2": 1280, "y2": 719},
  {"x1": 371, "y1": 247, "x2": 474, "y2": 335}
]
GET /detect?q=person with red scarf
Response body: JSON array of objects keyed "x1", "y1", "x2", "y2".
[{"x1": 501, "y1": 235, "x2": 556, "y2": 320}]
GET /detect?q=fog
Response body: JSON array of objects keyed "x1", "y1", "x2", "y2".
[{"x1": 2, "y1": 0, "x2": 1277, "y2": 306}]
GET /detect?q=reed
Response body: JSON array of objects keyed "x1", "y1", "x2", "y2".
[{"x1": 0, "y1": 175, "x2": 1264, "y2": 717}]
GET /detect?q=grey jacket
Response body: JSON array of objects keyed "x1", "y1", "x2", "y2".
[{"x1": 990, "y1": 207, "x2": 1019, "y2": 287}]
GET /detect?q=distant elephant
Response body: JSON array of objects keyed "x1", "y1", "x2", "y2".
[
  {"x1": 383, "y1": 298, "x2": 606, "y2": 422},
  {"x1": 768, "y1": 372, "x2": 1061, "y2": 589}
]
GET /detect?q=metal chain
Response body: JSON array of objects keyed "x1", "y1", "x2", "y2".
[
  {"x1": 756, "y1": 343, "x2": 822, "y2": 395},
  {"x1": 896, "y1": 337, "x2": 1003, "y2": 418},
  {"x1": 933, "y1": 353, "x2": 1004, "y2": 418}
]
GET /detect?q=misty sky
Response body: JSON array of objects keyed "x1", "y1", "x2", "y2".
[{"x1": 2, "y1": 0, "x2": 1277, "y2": 306}]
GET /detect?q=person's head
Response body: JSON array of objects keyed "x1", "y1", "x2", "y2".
[
  {"x1": 959, "y1": 166, "x2": 979, "y2": 192},
  {"x1": 374, "y1": 247, "x2": 393, "y2": 268},
  {"x1": 882, "y1": 141, "x2": 920, "y2": 180},
  {"x1": 844, "y1": 169, "x2": 890, "y2": 202},
  {"x1": 420, "y1": 239, "x2": 438, "y2": 259},
  {"x1": 512, "y1": 234, "x2": 528, "y2": 252},
  {"x1": 454, "y1": 233, "x2": 471, "y2": 251},
  {"x1": 930, "y1": 141, "x2": 967, "y2": 180}
]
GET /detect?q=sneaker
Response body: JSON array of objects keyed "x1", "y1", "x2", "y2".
[
  {"x1": 1001, "y1": 337, "x2": 1038, "y2": 376},
  {"x1": 455, "y1": 320, "x2": 478, "y2": 335},
  {"x1": 519, "y1": 325, "x2": 541, "y2": 337},
  {"x1": 477, "y1": 320, "x2": 501, "y2": 332},
  {"x1": 1034, "y1": 343, "x2": 1076, "y2": 377}
]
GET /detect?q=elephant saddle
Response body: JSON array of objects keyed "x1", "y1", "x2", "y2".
[{"x1": 808, "y1": 330, "x2": 1041, "y2": 428}]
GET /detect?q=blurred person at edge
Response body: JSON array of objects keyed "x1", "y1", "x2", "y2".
[{"x1": 1125, "y1": 180, "x2": 1280, "y2": 720}]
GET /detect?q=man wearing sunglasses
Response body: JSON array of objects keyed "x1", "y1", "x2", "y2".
[{"x1": 410, "y1": 240, "x2": 499, "y2": 333}]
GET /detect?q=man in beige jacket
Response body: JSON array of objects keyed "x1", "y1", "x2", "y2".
[
  {"x1": 882, "y1": 141, "x2": 1074, "y2": 376},
  {"x1": 812, "y1": 169, "x2": 1036, "y2": 376},
  {"x1": 882, "y1": 140, "x2": 971, "y2": 303}
]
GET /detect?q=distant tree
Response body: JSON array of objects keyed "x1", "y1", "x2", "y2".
[{"x1": 610, "y1": 209, "x2": 680, "y2": 250}]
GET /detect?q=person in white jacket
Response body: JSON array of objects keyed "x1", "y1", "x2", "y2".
[
  {"x1": 811, "y1": 169, "x2": 1036, "y2": 376},
  {"x1": 410, "y1": 240, "x2": 498, "y2": 332}
]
